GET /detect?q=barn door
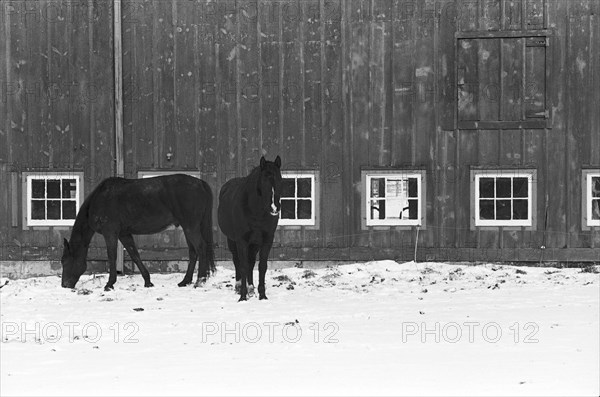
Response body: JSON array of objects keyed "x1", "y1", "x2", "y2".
[{"x1": 456, "y1": 33, "x2": 550, "y2": 130}]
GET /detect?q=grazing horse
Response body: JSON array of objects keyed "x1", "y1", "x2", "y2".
[
  {"x1": 61, "y1": 174, "x2": 215, "y2": 291},
  {"x1": 218, "y1": 156, "x2": 282, "y2": 301}
]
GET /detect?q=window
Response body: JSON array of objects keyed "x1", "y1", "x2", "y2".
[
  {"x1": 456, "y1": 32, "x2": 551, "y2": 129},
  {"x1": 362, "y1": 171, "x2": 426, "y2": 227},
  {"x1": 279, "y1": 172, "x2": 318, "y2": 227},
  {"x1": 138, "y1": 170, "x2": 201, "y2": 179},
  {"x1": 24, "y1": 173, "x2": 83, "y2": 227},
  {"x1": 582, "y1": 170, "x2": 600, "y2": 228},
  {"x1": 472, "y1": 170, "x2": 536, "y2": 228}
]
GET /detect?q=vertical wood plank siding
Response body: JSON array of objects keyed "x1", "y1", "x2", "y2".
[{"x1": 1, "y1": 0, "x2": 599, "y2": 263}]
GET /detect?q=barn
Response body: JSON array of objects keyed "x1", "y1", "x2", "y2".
[{"x1": 1, "y1": 0, "x2": 599, "y2": 277}]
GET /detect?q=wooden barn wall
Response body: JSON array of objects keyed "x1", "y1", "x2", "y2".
[
  {"x1": 0, "y1": 0, "x2": 115, "y2": 261},
  {"x1": 1, "y1": 0, "x2": 599, "y2": 264}
]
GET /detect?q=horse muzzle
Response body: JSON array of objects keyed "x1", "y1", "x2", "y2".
[{"x1": 61, "y1": 280, "x2": 76, "y2": 289}]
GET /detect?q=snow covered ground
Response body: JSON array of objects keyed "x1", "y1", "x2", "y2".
[{"x1": 1, "y1": 261, "x2": 598, "y2": 396}]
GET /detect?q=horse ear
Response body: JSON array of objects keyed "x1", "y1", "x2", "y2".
[
  {"x1": 274, "y1": 155, "x2": 281, "y2": 168},
  {"x1": 260, "y1": 156, "x2": 266, "y2": 169},
  {"x1": 63, "y1": 238, "x2": 70, "y2": 253}
]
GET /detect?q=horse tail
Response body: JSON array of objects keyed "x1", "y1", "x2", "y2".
[{"x1": 202, "y1": 183, "x2": 216, "y2": 276}]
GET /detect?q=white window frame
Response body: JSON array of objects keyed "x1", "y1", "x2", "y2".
[
  {"x1": 24, "y1": 173, "x2": 83, "y2": 227},
  {"x1": 138, "y1": 170, "x2": 201, "y2": 179},
  {"x1": 279, "y1": 171, "x2": 318, "y2": 227},
  {"x1": 362, "y1": 171, "x2": 425, "y2": 228},
  {"x1": 582, "y1": 170, "x2": 600, "y2": 228},
  {"x1": 472, "y1": 170, "x2": 535, "y2": 228}
]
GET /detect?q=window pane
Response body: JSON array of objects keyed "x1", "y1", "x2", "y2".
[
  {"x1": 496, "y1": 200, "x2": 511, "y2": 220},
  {"x1": 47, "y1": 200, "x2": 61, "y2": 219},
  {"x1": 592, "y1": 199, "x2": 600, "y2": 220},
  {"x1": 297, "y1": 200, "x2": 312, "y2": 219},
  {"x1": 32, "y1": 180, "x2": 45, "y2": 198},
  {"x1": 62, "y1": 201, "x2": 77, "y2": 219},
  {"x1": 378, "y1": 178, "x2": 386, "y2": 198},
  {"x1": 47, "y1": 180, "x2": 61, "y2": 198},
  {"x1": 281, "y1": 178, "x2": 295, "y2": 198},
  {"x1": 62, "y1": 179, "x2": 77, "y2": 199},
  {"x1": 479, "y1": 200, "x2": 494, "y2": 220},
  {"x1": 281, "y1": 200, "x2": 295, "y2": 219},
  {"x1": 513, "y1": 199, "x2": 528, "y2": 220},
  {"x1": 386, "y1": 199, "x2": 405, "y2": 219},
  {"x1": 386, "y1": 179, "x2": 406, "y2": 198},
  {"x1": 496, "y1": 178, "x2": 511, "y2": 198},
  {"x1": 408, "y1": 178, "x2": 418, "y2": 197},
  {"x1": 370, "y1": 199, "x2": 385, "y2": 220},
  {"x1": 297, "y1": 178, "x2": 312, "y2": 198},
  {"x1": 31, "y1": 200, "x2": 45, "y2": 219},
  {"x1": 479, "y1": 178, "x2": 495, "y2": 198},
  {"x1": 513, "y1": 177, "x2": 528, "y2": 198},
  {"x1": 370, "y1": 178, "x2": 384, "y2": 198},
  {"x1": 593, "y1": 177, "x2": 600, "y2": 198},
  {"x1": 407, "y1": 199, "x2": 418, "y2": 219}
]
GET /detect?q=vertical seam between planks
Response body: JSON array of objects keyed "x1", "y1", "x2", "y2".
[
  {"x1": 279, "y1": 1, "x2": 285, "y2": 162},
  {"x1": 235, "y1": 0, "x2": 242, "y2": 175},
  {"x1": 4, "y1": 5, "x2": 12, "y2": 167},
  {"x1": 87, "y1": 0, "x2": 94, "y2": 181},
  {"x1": 152, "y1": 0, "x2": 159, "y2": 168},
  {"x1": 172, "y1": 1, "x2": 178, "y2": 170},
  {"x1": 410, "y1": 1, "x2": 416, "y2": 165},
  {"x1": 193, "y1": 7, "x2": 200, "y2": 172},
  {"x1": 319, "y1": 0, "x2": 326, "y2": 243},
  {"x1": 340, "y1": 0, "x2": 348, "y2": 246},
  {"x1": 257, "y1": 0, "x2": 264, "y2": 156},
  {"x1": 299, "y1": 1, "x2": 306, "y2": 165},
  {"x1": 48, "y1": 2, "x2": 54, "y2": 168},
  {"x1": 564, "y1": 5, "x2": 570, "y2": 247}
]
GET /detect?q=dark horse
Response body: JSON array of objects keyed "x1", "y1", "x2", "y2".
[
  {"x1": 61, "y1": 174, "x2": 215, "y2": 291},
  {"x1": 218, "y1": 156, "x2": 282, "y2": 301}
]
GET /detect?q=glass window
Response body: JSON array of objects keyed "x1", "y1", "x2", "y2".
[
  {"x1": 26, "y1": 174, "x2": 82, "y2": 227},
  {"x1": 279, "y1": 173, "x2": 317, "y2": 226},
  {"x1": 585, "y1": 172, "x2": 600, "y2": 227},
  {"x1": 364, "y1": 172, "x2": 424, "y2": 226},
  {"x1": 473, "y1": 171, "x2": 534, "y2": 227}
]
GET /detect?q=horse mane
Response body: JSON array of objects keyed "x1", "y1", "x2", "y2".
[
  {"x1": 69, "y1": 178, "x2": 112, "y2": 246},
  {"x1": 245, "y1": 166, "x2": 262, "y2": 196}
]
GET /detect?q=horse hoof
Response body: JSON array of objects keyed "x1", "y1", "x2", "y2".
[
  {"x1": 194, "y1": 277, "x2": 207, "y2": 289},
  {"x1": 178, "y1": 280, "x2": 191, "y2": 287},
  {"x1": 144, "y1": 282, "x2": 154, "y2": 288},
  {"x1": 259, "y1": 294, "x2": 268, "y2": 300},
  {"x1": 238, "y1": 295, "x2": 247, "y2": 302},
  {"x1": 104, "y1": 285, "x2": 114, "y2": 291}
]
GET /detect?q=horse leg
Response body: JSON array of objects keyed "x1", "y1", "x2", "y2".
[
  {"x1": 193, "y1": 233, "x2": 210, "y2": 288},
  {"x1": 227, "y1": 239, "x2": 241, "y2": 293},
  {"x1": 178, "y1": 232, "x2": 198, "y2": 287},
  {"x1": 247, "y1": 244, "x2": 259, "y2": 297},
  {"x1": 103, "y1": 233, "x2": 119, "y2": 291},
  {"x1": 258, "y1": 241, "x2": 273, "y2": 300},
  {"x1": 236, "y1": 242, "x2": 249, "y2": 302},
  {"x1": 119, "y1": 234, "x2": 154, "y2": 288},
  {"x1": 178, "y1": 246, "x2": 197, "y2": 287}
]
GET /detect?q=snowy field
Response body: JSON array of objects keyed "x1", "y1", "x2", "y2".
[{"x1": 1, "y1": 260, "x2": 599, "y2": 396}]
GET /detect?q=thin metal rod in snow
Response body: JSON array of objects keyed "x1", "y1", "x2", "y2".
[{"x1": 414, "y1": 226, "x2": 420, "y2": 263}]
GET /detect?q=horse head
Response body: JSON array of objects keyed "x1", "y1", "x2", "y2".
[
  {"x1": 61, "y1": 238, "x2": 87, "y2": 288},
  {"x1": 257, "y1": 155, "x2": 282, "y2": 217}
]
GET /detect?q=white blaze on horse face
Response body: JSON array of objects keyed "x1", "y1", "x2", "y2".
[{"x1": 270, "y1": 187, "x2": 278, "y2": 215}]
